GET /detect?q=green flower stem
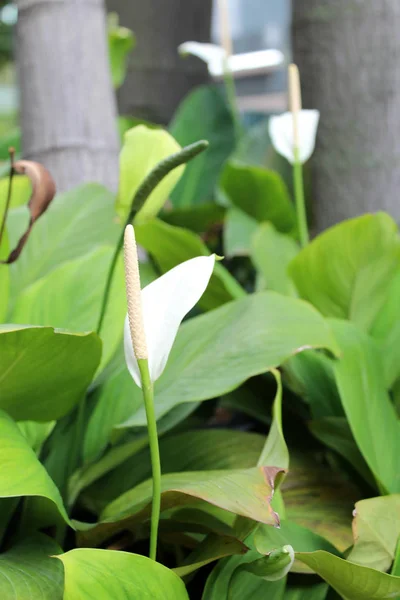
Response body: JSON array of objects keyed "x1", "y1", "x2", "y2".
[
  {"x1": 96, "y1": 140, "x2": 209, "y2": 335},
  {"x1": 293, "y1": 147, "x2": 309, "y2": 247},
  {"x1": 138, "y1": 357, "x2": 161, "y2": 561}
]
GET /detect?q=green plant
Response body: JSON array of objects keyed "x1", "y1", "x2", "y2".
[{"x1": 0, "y1": 67, "x2": 399, "y2": 598}]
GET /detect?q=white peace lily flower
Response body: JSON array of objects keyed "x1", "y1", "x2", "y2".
[
  {"x1": 268, "y1": 109, "x2": 320, "y2": 165},
  {"x1": 178, "y1": 41, "x2": 227, "y2": 78},
  {"x1": 124, "y1": 254, "x2": 216, "y2": 387}
]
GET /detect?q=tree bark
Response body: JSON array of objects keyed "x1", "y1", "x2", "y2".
[
  {"x1": 292, "y1": 0, "x2": 400, "y2": 230},
  {"x1": 106, "y1": 0, "x2": 212, "y2": 124},
  {"x1": 16, "y1": 0, "x2": 119, "y2": 193}
]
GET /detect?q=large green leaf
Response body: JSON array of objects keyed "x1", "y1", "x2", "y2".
[
  {"x1": 370, "y1": 269, "x2": 400, "y2": 387},
  {"x1": 58, "y1": 548, "x2": 189, "y2": 599},
  {"x1": 7, "y1": 183, "x2": 119, "y2": 300},
  {"x1": 347, "y1": 495, "x2": 400, "y2": 572},
  {"x1": 82, "y1": 429, "x2": 266, "y2": 512},
  {"x1": 296, "y1": 551, "x2": 400, "y2": 600},
  {"x1": 220, "y1": 161, "x2": 296, "y2": 233},
  {"x1": 0, "y1": 410, "x2": 69, "y2": 524},
  {"x1": 135, "y1": 218, "x2": 245, "y2": 311},
  {"x1": 0, "y1": 325, "x2": 101, "y2": 421},
  {"x1": 251, "y1": 222, "x2": 299, "y2": 295},
  {"x1": 12, "y1": 247, "x2": 125, "y2": 373},
  {"x1": 116, "y1": 125, "x2": 185, "y2": 222},
  {"x1": 332, "y1": 320, "x2": 400, "y2": 494},
  {"x1": 0, "y1": 535, "x2": 63, "y2": 599},
  {"x1": 77, "y1": 467, "x2": 284, "y2": 548},
  {"x1": 289, "y1": 213, "x2": 400, "y2": 329},
  {"x1": 170, "y1": 85, "x2": 235, "y2": 207},
  {"x1": 124, "y1": 291, "x2": 339, "y2": 426}
]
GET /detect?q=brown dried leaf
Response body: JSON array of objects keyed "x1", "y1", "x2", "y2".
[{"x1": 1, "y1": 160, "x2": 56, "y2": 264}]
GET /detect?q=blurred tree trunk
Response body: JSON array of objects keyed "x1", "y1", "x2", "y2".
[
  {"x1": 292, "y1": 0, "x2": 400, "y2": 230},
  {"x1": 16, "y1": 0, "x2": 119, "y2": 193},
  {"x1": 106, "y1": 0, "x2": 212, "y2": 124}
]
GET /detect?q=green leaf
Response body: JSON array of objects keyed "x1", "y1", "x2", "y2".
[
  {"x1": 162, "y1": 202, "x2": 225, "y2": 233},
  {"x1": 224, "y1": 207, "x2": 258, "y2": 258},
  {"x1": 108, "y1": 12, "x2": 135, "y2": 88},
  {"x1": 347, "y1": 495, "x2": 400, "y2": 572},
  {"x1": 370, "y1": 269, "x2": 400, "y2": 387},
  {"x1": 134, "y1": 218, "x2": 245, "y2": 310},
  {"x1": 254, "y1": 520, "x2": 341, "y2": 574},
  {"x1": 332, "y1": 320, "x2": 400, "y2": 494},
  {"x1": 174, "y1": 534, "x2": 248, "y2": 577},
  {"x1": 283, "y1": 350, "x2": 342, "y2": 419},
  {"x1": 77, "y1": 467, "x2": 284, "y2": 548},
  {"x1": 82, "y1": 429, "x2": 266, "y2": 512},
  {"x1": 7, "y1": 183, "x2": 119, "y2": 300},
  {"x1": 220, "y1": 162, "x2": 296, "y2": 233},
  {"x1": 284, "y1": 584, "x2": 329, "y2": 600},
  {"x1": 0, "y1": 410, "x2": 69, "y2": 525},
  {"x1": 170, "y1": 85, "x2": 235, "y2": 207},
  {"x1": 251, "y1": 222, "x2": 299, "y2": 295},
  {"x1": 126, "y1": 291, "x2": 339, "y2": 426},
  {"x1": 58, "y1": 548, "x2": 189, "y2": 599},
  {"x1": 230, "y1": 546, "x2": 294, "y2": 585},
  {"x1": 0, "y1": 325, "x2": 101, "y2": 421},
  {"x1": 116, "y1": 125, "x2": 184, "y2": 221},
  {"x1": 83, "y1": 363, "x2": 143, "y2": 464},
  {"x1": 12, "y1": 247, "x2": 125, "y2": 373},
  {"x1": 289, "y1": 213, "x2": 400, "y2": 328},
  {"x1": 281, "y1": 453, "x2": 357, "y2": 553},
  {"x1": 309, "y1": 417, "x2": 373, "y2": 486},
  {"x1": 18, "y1": 421, "x2": 55, "y2": 453},
  {"x1": 203, "y1": 554, "x2": 286, "y2": 600},
  {"x1": 257, "y1": 369, "x2": 289, "y2": 470},
  {"x1": 0, "y1": 535, "x2": 63, "y2": 600},
  {"x1": 296, "y1": 551, "x2": 400, "y2": 600}
]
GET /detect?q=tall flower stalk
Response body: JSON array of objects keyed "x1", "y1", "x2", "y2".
[
  {"x1": 123, "y1": 224, "x2": 161, "y2": 561},
  {"x1": 123, "y1": 225, "x2": 215, "y2": 560}
]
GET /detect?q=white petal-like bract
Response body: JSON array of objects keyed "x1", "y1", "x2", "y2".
[
  {"x1": 125, "y1": 254, "x2": 216, "y2": 387},
  {"x1": 178, "y1": 42, "x2": 226, "y2": 78},
  {"x1": 269, "y1": 109, "x2": 320, "y2": 165}
]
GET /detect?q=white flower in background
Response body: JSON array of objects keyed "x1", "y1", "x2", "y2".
[
  {"x1": 268, "y1": 109, "x2": 320, "y2": 165},
  {"x1": 178, "y1": 41, "x2": 227, "y2": 78},
  {"x1": 179, "y1": 41, "x2": 284, "y2": 79},
  {"x1": 124, "y1": 226, "x2": 215, "y2": 387}
]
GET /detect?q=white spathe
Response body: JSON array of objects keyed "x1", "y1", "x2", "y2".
[
  {"x1": 124, "y1": 254, "x2": 216, "y2": 387},
  {"x1": 269, "y1": 110, "x2": 320, "y2": 165},
  {"x1": 178, "y1": 41, "x2": 284, "y2": 79},
  {"x1": 179, "y1": 42, "x2": 226, "y2": 78}
]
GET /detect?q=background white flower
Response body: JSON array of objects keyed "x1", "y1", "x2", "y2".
[{"x1": 269, "y1": 109, "x2": 320, "y2": 164}]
